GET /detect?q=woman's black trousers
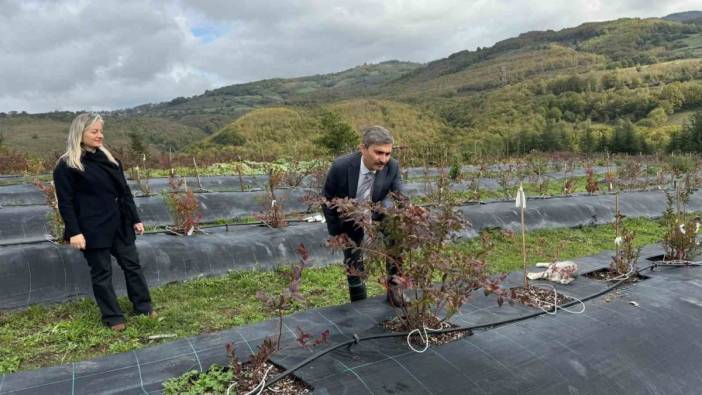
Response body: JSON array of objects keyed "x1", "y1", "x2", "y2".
[{"x1": 82, "y1": 237, "x2": 152, "y2": 326}]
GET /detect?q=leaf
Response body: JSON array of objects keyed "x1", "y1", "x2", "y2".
[
  {"x1": 296, "y1": 327, "x2": 311, "y2": 347},
  {"x1": 315, "y1": 329, "x2": 331, "y2": 345}
]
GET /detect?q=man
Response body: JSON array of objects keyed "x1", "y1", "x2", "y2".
[{"x1": 322, "y1": 125, "x2": 402, "y2": 303}]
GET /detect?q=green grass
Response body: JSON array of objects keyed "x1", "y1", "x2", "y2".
[
  {"x1": 0, "y1": 174, "x2": 51, "y2": 186},
  {"x1": 0, "y1": 264, "x2": 381, "y2": 374},
  {"x1": 412, "y1": 174, "x2": 661, "y2": 205},
  {"x1": 0, "y1": 217, "x2": 666, "y2": 374},
  {"x1": 458, "y1": 217, "x2": 665, "y2": 273}
]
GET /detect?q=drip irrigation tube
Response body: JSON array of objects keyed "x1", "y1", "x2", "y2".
[
  {"x1": 141, "y1": 218, "x2": 311, "y2": 235},
  {"x1": 647, "y1": 260, "x2": 702, "y2": 267},
  {"x1": 262, "y1": 261, "x2": 697, "y2": 389}
]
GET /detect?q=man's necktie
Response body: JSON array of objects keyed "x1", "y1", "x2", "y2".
[{"x1": 357, "y1": 172, "x2": 375, "y2": 202}]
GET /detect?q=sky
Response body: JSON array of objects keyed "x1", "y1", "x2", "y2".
[{"x1": 0, "y1": 0, "x2": 699, "y2": 113}]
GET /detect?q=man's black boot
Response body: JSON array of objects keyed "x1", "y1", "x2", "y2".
[{"x1": 348, "y1": 277, "x2": 368, "y2": 302}]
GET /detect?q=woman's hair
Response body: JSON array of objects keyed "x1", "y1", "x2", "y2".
[{"x1": 60, "y1": 112, "x2": 118, "y2": 171}]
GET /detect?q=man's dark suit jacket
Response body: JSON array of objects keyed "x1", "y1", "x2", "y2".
[
  {"x1": 53, "y1": 150, "x2": 141, "y2": 249},
  {"x1": 322, "y1": 151, "x2": 401, "y2": 242}
]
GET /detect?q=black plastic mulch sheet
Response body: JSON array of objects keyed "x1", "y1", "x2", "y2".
[
  {"x1": 455, "y1": 189, "x2": 702, "y2": 238},
  {"x1": 0, "y1": 206, "x2": 51, "y2": 244},
  {"x1": 402, "y1": 165, "x2": 612, "y2": 179},
  {"x1": 0, "y1": 183, "x2": 46, "y2": 206},
  {"x1": 125, "y1": 174, "x2": 283, "y2": 193},
  {"x1": 0, "y1": 167, "x2": 617, "y2": 207},
  {"x1": 2, "y1": 244, "x2": 701, "y2": 394},
  {"x1": 0, "y1": 189, "x2": 318, "y2": 244},
  {"x1": 0, "y1": 223, "x2": 334, "y2": 310},
  {"x1": 196, "y1": 188, "x2": 316, "y2": 222},
  {"x1": 131, "y1": 188, "x2": 315, "y2": 226},
  {"x1": 0, "y1": 175, "x2": 312, "y2": 206},
  {"x1": 0, "y1": 181, "x2": 682, "y2": 245},
  {"x1": 3, "y1": 189, "x2": 702, "y2": 308}
]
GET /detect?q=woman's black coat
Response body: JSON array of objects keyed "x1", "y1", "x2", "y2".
[{"x1": 53, "y1": 150, "x2": 141, "y2": 249}]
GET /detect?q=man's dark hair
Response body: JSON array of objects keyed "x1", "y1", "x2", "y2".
[{"x1": 362, "y1": 126, "x2": 394, "y2": 147}]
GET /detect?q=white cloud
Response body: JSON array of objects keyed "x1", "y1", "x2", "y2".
[{"x1": 0, "y1": 0, "x2": 699, "y2": 113}]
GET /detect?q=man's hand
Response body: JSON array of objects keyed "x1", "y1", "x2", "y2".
[
  {"x1": 69, "y1": 234, "x2": 86, "y2": 250},
  {"x1": 134, "y1": 222, "x2": 145, "y2": 235}
]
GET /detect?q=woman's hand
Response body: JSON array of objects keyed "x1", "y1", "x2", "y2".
[
  {"x1": 134, "y1": 222, "x2": 145, "y2": 235},
  {"x1": 69, "y1": 234, "x2": 86, "y2": 250}
]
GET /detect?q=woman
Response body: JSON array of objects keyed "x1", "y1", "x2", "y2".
[{"x1": 53, "y1": 112, "x2": 154, "y2": 331}]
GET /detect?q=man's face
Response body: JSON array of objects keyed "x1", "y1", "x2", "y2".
[{"x1": 360, "y1": 143, "x2": 393, "y2": 171}]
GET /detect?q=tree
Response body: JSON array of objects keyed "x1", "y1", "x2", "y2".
[
  {"x1": 547, "y1": 107, "x2": 562, "y2": 121},
  {"x1": 316, "y1": 111, "x2": 358, "y2": 155},
  {"x1": 128, "y1": 132, "x2": 147, "y2": 159},
  {"x1": 539, "y1": 121, "x2": 569, "y2": 152},
  {"x1": 211, "y1": 126, "x2": 246, "y2": 146},
  {"x1": 646, "y1": 107, "x2": 668, "y2": 127},
  {"x1": 596, "y1": 130, "x2": 609, "y2": 153},
  {"x1": 610, "y1": 119, "x2": 643, "y2": 154},
  {"x1": 667, "y1": 111, "x2": 702, "y2": 153},
  {"x1": 660, "y1": 82, "x2": 684, "y2": 113},
  {"x1": 680, "y1": 111, "x2": 702, "y2": 152},
  {"x1": 580, "y1": 126, "x2": 595, "y2": 153}
]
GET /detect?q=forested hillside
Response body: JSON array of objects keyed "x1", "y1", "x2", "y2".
[{"x1": 2, "y1": 13, "x2": 702, "y2": 163}]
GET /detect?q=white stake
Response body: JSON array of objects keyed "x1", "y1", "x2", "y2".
[{"x1": 515, "y1": 183, "x2": 528, "y2": 288}]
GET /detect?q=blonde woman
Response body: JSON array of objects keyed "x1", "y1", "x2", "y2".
[{"x1": 53, "y1": 112, "x2": 154, "y2": 331}]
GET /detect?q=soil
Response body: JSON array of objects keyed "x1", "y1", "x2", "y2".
[
  {"x1": 583, "y1": 268, "x2": 648, "y2": 283},
  {"x1": 510, "y1": 286, "x2": 575, "y2": 311},
  {"x1": 228, "y1": 362, "x2": 311, "y2": 395},
  {"x1": 382, "y1": 315, "x2": 469, "y2": 347}
]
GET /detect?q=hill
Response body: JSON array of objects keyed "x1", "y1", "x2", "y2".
[
  {"x1": 121, "y1": 60, "x2": 421, "y2": 123},
  {"x1": 3, "y1": 13, "x2": 702, "y2": 164},
  {"x1": 0, "y1": 112, "x2": 206, "y2": 162},
  {"x1": 663, "y1": 11, "x2": 702, "y2": 23},
  {"x1": 178, "y1": 15, "x2": 702, "y2": 160},
  {"x1": 200, "y1": 99, "x2": 446, "y2": 160}
]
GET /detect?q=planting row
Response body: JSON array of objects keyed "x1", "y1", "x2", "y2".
[
  {"x1": 2, "y1": 189, "x2": 701, "y2": 309},
  {"x1": 2, "y1": 183, "x2": 700, "y2": 245},
  {"x1": 0, "y1": 165, "x2": 670, "y2": 208},
  {"x1": 0, "y1": 160, "x2": 611, "y2": 183},
  {"x1": 0, "y1": 188, "x2": 316, "y2": 244},
  {"x1": 3, "y1": 243, "x2": 701, "y2": 394},
  {"x1": 0, "y1": 161, "x2": 629, "y2": 206},
  {"x1": 0, "y1": 223, "x2": 333, "y2": 310}
]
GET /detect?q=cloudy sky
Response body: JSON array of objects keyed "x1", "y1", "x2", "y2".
[{"x1": 1, "y1": 0, "x2": 699, "y2": 113}]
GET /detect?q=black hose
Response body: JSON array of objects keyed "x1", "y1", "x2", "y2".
[
  {"x1": 645, "y1": 260, "x2": 702, "y2": 267},
  {"x1": 263, "y1": 262, "x2": 696, "y2": 388},
  {"x1": 142, "y1": 219, "x2": 310, "y2": 235}
]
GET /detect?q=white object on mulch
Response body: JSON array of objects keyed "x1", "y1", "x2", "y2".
[
  {"x1": 303, "y1": 214, "x2": 325, "y2": 223},
  {"x1": 148, "y1": 334, "x2": 177, "y2": 340},
  {"x1": 527, "y1": 261, "x2": 578, "y2": 284}
]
